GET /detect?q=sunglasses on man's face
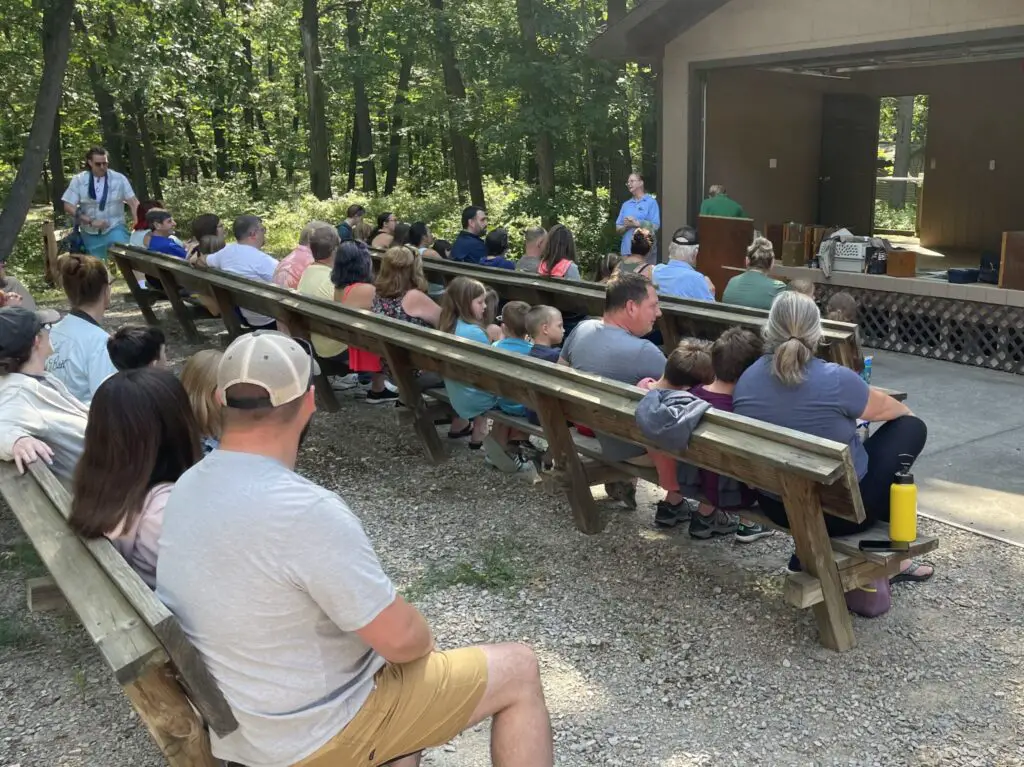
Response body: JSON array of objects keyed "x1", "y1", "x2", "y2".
[{"x1": 91, "y1": 160, "x2": 109, "y2": 167}]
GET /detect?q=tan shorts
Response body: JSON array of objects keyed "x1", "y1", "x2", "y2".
[{"x1": 294, "y1": 648, "x2": 488, "y2": 766}]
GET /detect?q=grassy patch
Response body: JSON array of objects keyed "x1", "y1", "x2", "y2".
[
  {"x1": 405, "y1": 541, "x2": 533, "y2": 601},
  {"x1": 0, "y1": 615, "x2": 38, "y2": 649},
  {"x1": 0, "y1": 540, "x2": 46, "y2": 578}
]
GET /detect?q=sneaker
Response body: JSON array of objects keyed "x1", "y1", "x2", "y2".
[
  {"x1": 331, "y1": 373, "x2": 361, "y2": 391},
  {"x1": 365, "y1": 388, "x2": 400, "y2": 405},
  {"x1": 688, "y1": 508, "x2": 739, "y2": 539},
  {"x1": 483, "y1": 442, "x2": 536, "y2": 474},
  {"x1": 383, "y1": 379, "x2": 399, "y2": 393},
  {"x1": 735, "y1": 521, "x2": 776, "y2": 543},
  {"x1": 654, "y1": 498, "x2": 693, "y2": 528}
]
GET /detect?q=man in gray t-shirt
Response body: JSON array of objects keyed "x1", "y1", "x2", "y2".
[
  {"x1": 156, "y1": 331, "x2": 553, "y2": 767},
  {"x1": 560, "y1": 272, "x2": 666, "y2": 463}
]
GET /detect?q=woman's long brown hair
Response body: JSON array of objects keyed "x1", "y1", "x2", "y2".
[
  {"x1": 70, "y1": 369, "x2": 201, "y2": 539},
  {"x1": 540, "y1": 224, "x2": 577, "y2": 272},
  {"x1": 438, "y1": 276, "x2": 486, "y2": 334}
]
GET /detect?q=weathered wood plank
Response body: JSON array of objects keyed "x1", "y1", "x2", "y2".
[
  {"x1": 0, "y1": 463, "x2": 166, "y2": 684},
  {"x1": 113, "y1": 254, "x2": 160, "y2": 326},
  {"x1": 781, "y1": 474, "x2": 856, "y2": 652},
  {"x1": 156, "y1": 268, "x2": 202, "y2": 343},
  {"x1": 529, "y1": 393, "x2": 606, "y2": 535},
  {"x1": 124, "y1": 664, "x2": 218, "y2": 767},
  {"x1": 26, "y1": 575, "x2": 68, "y2": 612},
  {"x1": 280, "y1": 310, "x2": 340, "y2": 413},
  {"x1": 379, "y1": 342, "x2": 446, "y2": 465},
  {"x1": 28, "y1": 463, "x2": 238, "y2": 737},
  {"x1": 785, "y1": 559, "x2": 901, "y2": 610}
]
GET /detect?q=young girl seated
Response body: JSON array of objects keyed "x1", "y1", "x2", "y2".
[
  {"x1": 180, "y1": 349, "x2": 223, "y2": 455},
  {"x1": 439, "y1": 278, "x2": 531, "y2": 473},
  {"x1": 69, "y1": 368, "x2": 201, "y2": 588}
]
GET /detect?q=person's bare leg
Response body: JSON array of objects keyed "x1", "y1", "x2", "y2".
[
  {"x1": 371, "y1": 372, "x2": 387, "y2": 394},
  {"x1": 471, "y1": 416, "x2": 490, "y2": 444},
  {"x1": 450, "y1": 416, "x2": 470, "y2": 432},
  {"x1": 465, "y1": 643, "x2": 552, "y2": 767}
]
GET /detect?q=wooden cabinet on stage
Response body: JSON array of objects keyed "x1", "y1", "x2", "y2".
[{"x1": 697, "y1": 215, "x2": 754, "y2": 299}]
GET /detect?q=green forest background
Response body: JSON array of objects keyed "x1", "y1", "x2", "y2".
[{"x1": 1, "y1": 0, "x2": 658, "y2": 290}]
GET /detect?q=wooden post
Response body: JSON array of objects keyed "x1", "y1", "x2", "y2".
[
  {"x1": 113, "y1": 255, "x2": 160, "y2": 326},
  {"x1": 283, "y1": 312, "x2": 340, "y2": 413},
  {"x1": 658, "y1": 314, "x2": 680, "y2": 352},
  {"x1": 124, "y1": 664, "x2": 218, "y2": 767},
  {"x1": 379, "y1": 343, "x2": 446, "y2": 465},
  {"x1": 209, "y1": 286, "x2": 245, "y2": 340},
  {"x1": 780, "y1": 475, "x2": 855, "y2": 652},
  {"x1": 156, "y1": 269, "x2": 201, "y2": 343},
  {"x1": 42, "y1": 221, "x2": 61, "y2": 287},
  {"x1": 530, "y1": 393, "x2": 605, "y2": 535}
]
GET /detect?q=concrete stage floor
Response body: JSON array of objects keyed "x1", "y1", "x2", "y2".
[{"x1": 869, "y1": 349, "x2": 1024, "y2": 546}]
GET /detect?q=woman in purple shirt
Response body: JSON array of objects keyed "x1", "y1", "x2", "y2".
[{"x1": 733, "y1": 292, "x2": 929, "y2": 549}]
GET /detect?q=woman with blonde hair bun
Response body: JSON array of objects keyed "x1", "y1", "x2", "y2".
[
  {"x1": 732, "y1": 291, "x2": 933, "y2": 582},
  {"x1": 721, "y1": 236, "x2": 785, "y2": 309}
]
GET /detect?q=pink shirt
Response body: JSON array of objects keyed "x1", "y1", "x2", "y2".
[
  {"x1": 108, "y1": 483, "x2": 173, "y2": 589},
  {"x1": 272, "y1": 244, "x2": 315, "y2": 289}
]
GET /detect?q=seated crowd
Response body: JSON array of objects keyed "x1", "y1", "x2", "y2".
[{"x1": 0, "y1": 189, "x2": 932, "y2": 766}]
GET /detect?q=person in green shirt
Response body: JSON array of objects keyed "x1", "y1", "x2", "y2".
[
  {"x1": 699, "y1": 184, "x2": 746, "y2": 218},
  {"x1": 722, "y1": 237, "x2": 785, "y2": 310}
]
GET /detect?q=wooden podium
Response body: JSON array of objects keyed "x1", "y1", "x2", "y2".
[{"x1": 697, "y1": 215, "x2": 754, "y2": 299}]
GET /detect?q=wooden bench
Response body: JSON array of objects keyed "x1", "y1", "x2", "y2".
[
  {"x1": 0, "y1": 461, "x2": 237, "y2": 766},
  {"x1": 108, "y1": 245, "x2": 938, "y2": 651},
  {"x1": 369, "y1": 253, "x2": 863, "y2": 368}
]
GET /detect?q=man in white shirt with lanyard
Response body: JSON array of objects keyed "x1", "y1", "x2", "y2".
[{"x1": 61, "y1": 146, "x2": 140, "y2": 260}]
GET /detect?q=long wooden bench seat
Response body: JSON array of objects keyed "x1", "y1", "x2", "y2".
[
  {"x1": 421, "y1": 388, "x2": 937, "y2": 611},
  {"x1": 0, "y1": 461, "x2": 236, "y2": 766},
  {"x1": 109, "y1": 245, "x2": 938, "y2": 651},
  {"x1": 369, "y1": 252, "x2": 863, "y2": 369}
]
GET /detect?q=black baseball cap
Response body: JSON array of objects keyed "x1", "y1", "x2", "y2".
[
  {"x1": 671, "y1": 226, "x2": 698, "y2": 246},
  {"x1": 0, "y1": 307, "x2": 60, "y2": 358}
]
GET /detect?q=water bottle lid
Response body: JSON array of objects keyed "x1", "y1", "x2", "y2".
[{"x1": 895, "y1": 454, "x2": 915, "y2": 484}]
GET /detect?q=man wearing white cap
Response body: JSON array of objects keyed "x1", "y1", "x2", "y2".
[{"x1": 156, "y1": 331, "x2": 552, "y2": 767}]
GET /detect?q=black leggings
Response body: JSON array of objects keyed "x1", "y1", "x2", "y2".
[{"x1": 757, "y1": 415, "x2": 927, "y2": 537}]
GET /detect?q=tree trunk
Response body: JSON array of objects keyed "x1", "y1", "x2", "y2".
[
  {"x1": 430, "y1": 0, "x2": 484, "y2": 208},
  {"x1": 515, "y1": 0, "x2": 555, "y2": 224},
  {"x1": 119, "y1": 95, "x2": 150, "y2": 201},
  {"x1": 0, "y1": 0, "x2": 76, "y2": 263},
  {"x1": 384, "y1": 50, "x2": 414, "y2": 196},
  {"x1": 285, "y1": 73, "x2": 301, "y2": 185},
  {"x1": 346, "y1": 1, "x2": 377, "y2": 193},
  {"x1": 300, "y1": 0, "x2": 332, "y2": 199},
  {"x1": 255, "y1": 111, "x2": 278, "y2": 182},
  {"x1": 178, "y1": 104, "x2": 211, "y2": 180},
  {"x1": 890, "y1": 95, "x2": 915, "y2": 209},
  {"x1": 72, "y1": 10, "x2": 125, "y2": 173},
  {"x1": 241, "y1": 36, "x2": 260, "y2": 198},
  {"x1": 212, "y1": 103, "x2": 229, "y2": 181},
  {"x1": 347, "y1": 117, "x2": 358, "y2": 191},
  {"x1": 134, "y1": 91, "x2": 162, "y2": 199},
  {"x1": 48, "y1": 104, "x2": 67, "y2": 219}
]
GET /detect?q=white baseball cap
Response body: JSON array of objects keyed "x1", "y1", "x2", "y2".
[{"x1": 217, "y1": 330, "x2": 320, "y2": 409}]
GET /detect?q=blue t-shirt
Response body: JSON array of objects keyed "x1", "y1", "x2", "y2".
[
  {"x1": 733, "y1": 356, "x2": 871, "y2": 479},
  {"x1": 481, "y1": 255, "x2": 516, "y2": 270},
  {"x1": 148, "y1": 235, "x2": 188, "y2": 259},
  {"x1": 651, "y1": 261, "x2": 714, "y2": 301},
  {"x1": 45, "y1": 313, "x2": 117, "y2": 405},
  {"x1": 616, "y1": 194, "x2": 661, "y2": 255},
  {"x1": 444, "y1": 320, "x2": 499, "y2": 419},
  {"x1": 529, "y1": 345, "x2": 561, "y2": 363},
  {"x1": 493, "y1": 337, "x2": 532, "y2": 416}
]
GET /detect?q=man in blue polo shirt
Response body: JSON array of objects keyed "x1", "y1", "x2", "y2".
[{"x1": 615, "y1": 172, "x2": 660, "y2": 263}]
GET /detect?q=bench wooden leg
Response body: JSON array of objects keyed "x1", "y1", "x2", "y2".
[
  {"x1": 530, "y1": 394, "x2": 606, "y2": 535},
  {"x1": 380, "y1": 344, "x2": 446, "y2": 465},
  {"x1": 157, "y1": 269, "x2": 202, "y2": 343},
  {"x1": 781, "y1": 475, "x2": 855, "y2": 652},
  {"x1": 282, "y1": 312, "x2": 340, "y2": 413},
  {"x1": 124, "y1": 664, "x2": 217, "y2": 767},
  {"x1": 210, "y1": 286, "x2": 245, "y2": 340},
  {"x1": 113, "y1": 256, "x2": 160, "y2": 326}
]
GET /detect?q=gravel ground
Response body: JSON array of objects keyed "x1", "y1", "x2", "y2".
[{"x1": 2, "y1": 292, "x2": 1023, "y2": 767}]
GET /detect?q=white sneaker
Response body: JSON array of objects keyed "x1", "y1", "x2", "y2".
[
  {"x1": 383, "y1": 379, "x2": 399, "y2": 393},
  {"x1": 331, "y1": 374, "x2": 360, "y2": 391}
]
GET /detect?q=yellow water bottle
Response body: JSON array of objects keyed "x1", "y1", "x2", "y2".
[{"x1": 889, "y1": 455, "x2": 918, "y2": 543}]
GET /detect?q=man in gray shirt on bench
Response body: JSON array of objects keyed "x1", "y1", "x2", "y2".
[{"x1": 157, "y1": 331, "x2": 552, "y2": 767}]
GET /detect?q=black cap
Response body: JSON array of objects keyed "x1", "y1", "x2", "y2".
[
  {"x1": 0, "y1": 307, "x2": 60, "y2": 358},
  {"x1": 671, "y1": 226, "x2": 698, "y2": 246}
]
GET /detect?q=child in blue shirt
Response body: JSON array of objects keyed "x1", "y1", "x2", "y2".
[
  {"x1": 492, "y1": 301, "x2": 532, "y2": 416},
  {"x1": 439, "y1": 277, "x2": 531, "y2": 473},
  {"x1": 524, "y1": 305, "x2": 565, "y2": 426},
  {"x1": 481, "y1": 228, "x2": 516, "y2": 270}
]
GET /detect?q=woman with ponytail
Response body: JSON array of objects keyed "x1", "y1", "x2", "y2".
[{"x1": 732, "y1": 292, "x2": 930, "y2": 555}]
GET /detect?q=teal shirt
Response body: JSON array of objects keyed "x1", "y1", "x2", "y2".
[
  {"x1": 493, "y1": 337, "x2": 532, "y2": 416},
  {"x1": 722, "y1": 269, "x2": 785, "y2": 310},
  {"x1": 700, "y1": 194, "x2": 745, "y2": 218},
  {"x1": 444, "y1": 320, "x2": 499, "y2": 419}
]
